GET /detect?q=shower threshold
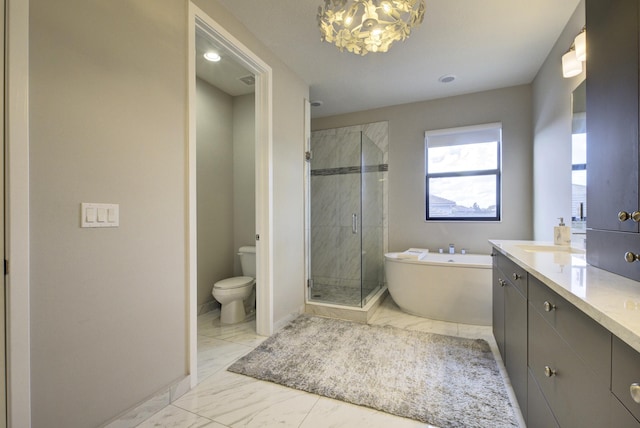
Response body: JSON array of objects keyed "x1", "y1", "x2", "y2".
[{"x1": 305, "y1": 286, "x2": 388, "y2": 323}]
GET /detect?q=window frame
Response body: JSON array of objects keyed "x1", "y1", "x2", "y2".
[{"x1": 424, "y1": 123, "x2": 502, "y2": 222}]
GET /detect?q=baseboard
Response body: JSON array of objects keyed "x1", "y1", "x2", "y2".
[
  {"x1": 198, "y1": 300, "x2": 219, "y2": 315},
  {"x1": 272, "y1": 305, "x2": 305, "y2": 332},
  {"x1": 102, "y1": 375, "x2": 191, "y2": 428},
  {"x1": 206, "y1": 307, "x2": 221, "y2": 319}
]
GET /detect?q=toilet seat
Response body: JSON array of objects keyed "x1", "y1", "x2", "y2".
[{"x1": 214, "y1": 276, "x2": 254, "y2": 290}]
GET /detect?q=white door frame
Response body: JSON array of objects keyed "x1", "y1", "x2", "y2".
[
  {"x1": 188, "y1": 4, "x2": 274, "y2": 386},
  {"x1": 5, "y1": 0, "x2": 31, "y2": 426}
]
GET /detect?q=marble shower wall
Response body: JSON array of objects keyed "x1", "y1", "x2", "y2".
[{"x1": 310, "y1": 122, "x2": 389, "y2": 295}]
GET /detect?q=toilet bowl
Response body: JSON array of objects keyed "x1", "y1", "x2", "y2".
[
  {"x1": 212, "y1": 246, "x2": 256, "y2": 324},
  {"x1": 212, "y1": 276, "x2": 255, "y2": 324}
]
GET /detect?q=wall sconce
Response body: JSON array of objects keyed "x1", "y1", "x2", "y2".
[
  {"x1": 563, "y1": 27, "x2": 586, "y2": 78},
  {"x1": 574, "y1": 28, "x2": 586, "y2": 62}
]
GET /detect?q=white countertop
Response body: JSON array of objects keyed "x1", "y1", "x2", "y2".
[{"x1": 489, "y1": 239, "x2": 640, "y2": 354}]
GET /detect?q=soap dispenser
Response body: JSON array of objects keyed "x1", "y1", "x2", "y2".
[{"x1": 554, "y1": 217, "x2": 571, "y2": 246}]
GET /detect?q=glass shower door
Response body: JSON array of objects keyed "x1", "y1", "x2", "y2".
[
  {"x1": 360, "y1": 133, "x2": 384, "y2": 305},
  {"x1": 309, "y1": 131, "x2": 363, "y2": 307}
]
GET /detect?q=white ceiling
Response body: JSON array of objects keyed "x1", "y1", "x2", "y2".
[
  {"x1": 215, "y1": 0, "x2": 581, "y2": 118},
  {"x1": 196, "y1": 27, "x2": 255, "y2": 97}
]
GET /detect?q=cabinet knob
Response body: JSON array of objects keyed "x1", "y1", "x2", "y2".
[
  {"x1": 512, "y1": 272, "x2": 522, "y2": 281},
  {"x1": 544, "y1": 366, "x2": 557, "y2": 377},
  {"x1": 543, "y1": 301, "x2": 557, "y2": 312},
  {"x1": 631, "y1": 383, "x2": 640, "y2": 404},
  {"x1": 625, "y1": 252, "x2": 640, "y2": 263},
  {"x1": 618, "y1": 211, "x2": 640, "y2": 222},
  {"x1": 498, "y1": 278, "x2": 506, "y2": 287}
]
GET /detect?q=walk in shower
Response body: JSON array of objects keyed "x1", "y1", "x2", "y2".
[{"x1": 307, "y1": 123, "x2": 388, "y2": 308}]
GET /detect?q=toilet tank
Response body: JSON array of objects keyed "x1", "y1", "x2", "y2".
[{"x1": 238, "y1": 246, "x2": 256, "y2": 277}]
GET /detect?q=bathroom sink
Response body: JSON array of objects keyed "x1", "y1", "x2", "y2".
[{"x1": 516, "y1": 244, "x2": 585, "y2": 254}]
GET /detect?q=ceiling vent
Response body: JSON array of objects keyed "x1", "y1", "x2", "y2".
[{"x1": 239, "y1": 75, "x2": 255, "y2": 86}]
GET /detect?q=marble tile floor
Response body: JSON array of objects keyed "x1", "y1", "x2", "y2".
[{"x1": 136, "y1": 296, "x2": 525, "y2": 428}]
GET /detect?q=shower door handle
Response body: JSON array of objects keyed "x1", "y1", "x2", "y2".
[{"x1": 352, "y1": 213, "x2": 358, "y2": 234}]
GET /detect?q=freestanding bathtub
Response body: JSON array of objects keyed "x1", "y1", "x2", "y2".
[{"x1": 384, "y1": 251, "x2": 492, "y2": 325}]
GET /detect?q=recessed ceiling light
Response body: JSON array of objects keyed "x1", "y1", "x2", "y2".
[
  {"x1": 204, "y1": 52, "x2": 221, "y2": 62},
  {"x1": 438, "y1": 74, "x2": 456, "y2": 83},
  {"x1": 310, "y1": 100, "x2": 323, "y2": 107}
]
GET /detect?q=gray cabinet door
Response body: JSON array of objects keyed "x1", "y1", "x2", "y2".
[
  {"x1": 612, "y1": 336, "x2": 640, "y2": 422},
  {"x1": 492, "y1": 266, "x2": 505, "y2": 358},
  {"x1": 611, "y1": 393, "x2": 640, "y2": 428},
  {"x1": 586, "y1": 0, "x2": 639, "y2": 233},
  {"x1": 527, "y1": 369, "x2": 560, "y2": 428},
  {"x1": 505, "y1": 282, "x2": 527, "y2": 421},
  {"x1": 529, "y1": 306, "x2": 610, "y2": 428}
]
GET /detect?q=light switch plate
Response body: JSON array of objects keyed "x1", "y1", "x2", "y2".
[{"x1": 81, "y1": 203, "x2": 119, "y2": 228}]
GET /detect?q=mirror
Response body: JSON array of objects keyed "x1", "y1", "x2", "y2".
[{"x1": 571, "y1": 80, "x2": 586, "y2": 241}]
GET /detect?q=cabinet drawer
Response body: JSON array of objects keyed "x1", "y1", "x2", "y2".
[
  {"x1": 611, "y1": 393, "x2": 640, "y2": 428},
  {"x1": 587, "y1": 229, "x2": 640, "y2": 282},
  {"x1": 613, "y1": 336, "x2": 640, "y2": 422},
  {"x1": 496, "y1": 253, "x2": 527, "y2": 296},
  {"x1": 527, "y1": 369, "x2": 560, "y2": 428},
  {"x1": 528, "y1": 306, "x2": 610, "y2": 427},
  {"x1": 529, "y1": 275, "x2": 611, "y2": 387}
]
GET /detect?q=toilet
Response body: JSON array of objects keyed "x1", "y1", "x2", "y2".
[{"x1": 212, "y1": 246, "x2": 256, "y2": 324}]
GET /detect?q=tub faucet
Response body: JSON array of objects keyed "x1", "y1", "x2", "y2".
[{"x1": 449, "y1": 244, "x2": 455, "y2": 254}]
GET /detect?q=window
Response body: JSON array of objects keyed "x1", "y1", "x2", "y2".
[{"x1": 425, "y1": 123, "x2": 502, "y2": 221}]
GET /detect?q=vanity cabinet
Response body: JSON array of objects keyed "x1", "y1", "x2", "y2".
[
  {"x1": 527, "y1": 370, "x2": 559, "y2": 428},
  {"x1": 586, "y1": 0, "x2": 640, "y2": 280},
  {"x1": 492, "y1": 248, "x2": 640, "y2": 427},
  {"x1": 492, "y1": 267, "x2": 505, "y2": 357},
  {"x1": 492, "y1": 252, "x2": 528, "y2": 422},
  {"x1": 611, "y1": 394, "x2": 640, "y2": 428},
  {"x1": 528, "y1": 276, "x2": 611, "y2": 386},
  {"x1": 612, "y1": 336, "x2": 640, "y2": 423},
  {"x1": 528, "y1": 276, "x2": 611, "y2": 428}
]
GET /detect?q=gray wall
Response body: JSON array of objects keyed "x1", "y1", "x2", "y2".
[
  {"x1": 196, "y1": 78, "x2": 234, "y2": 311},
  {"x1": 532, "y1": 0, "x2": 586, "y2": 240},
  {"x1": 313, "y1": 85, "x2": 534, "y2": 254},
  {"x1": 233, "y1": 94, "x2": 257, "y2": 275},
  {"x1": 195, "y1": 82, "x2": 255, "y2": 312},
  {"x1": 30, "y1": 2, "x2": 187, "y2": 427},
  {"x1": 29, "y1": 0, "x2": 308, "y2": 426}
]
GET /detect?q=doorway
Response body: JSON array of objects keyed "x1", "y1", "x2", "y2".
[{"x1": 188, "y1": 4, "x2": 274, "y2": 386}]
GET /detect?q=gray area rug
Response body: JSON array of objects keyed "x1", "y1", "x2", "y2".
[{"x1": 228, "y1": 315, "x2": 518, "y2": 428}]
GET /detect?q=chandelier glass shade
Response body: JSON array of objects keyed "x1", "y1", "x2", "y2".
[{"x1": 318, "y1": 0, "x2": 426, "y2": 56}]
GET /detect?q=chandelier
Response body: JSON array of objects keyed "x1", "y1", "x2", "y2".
[{"x1": 318, "y1": 0, "x2": 426, "y2": 56}]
